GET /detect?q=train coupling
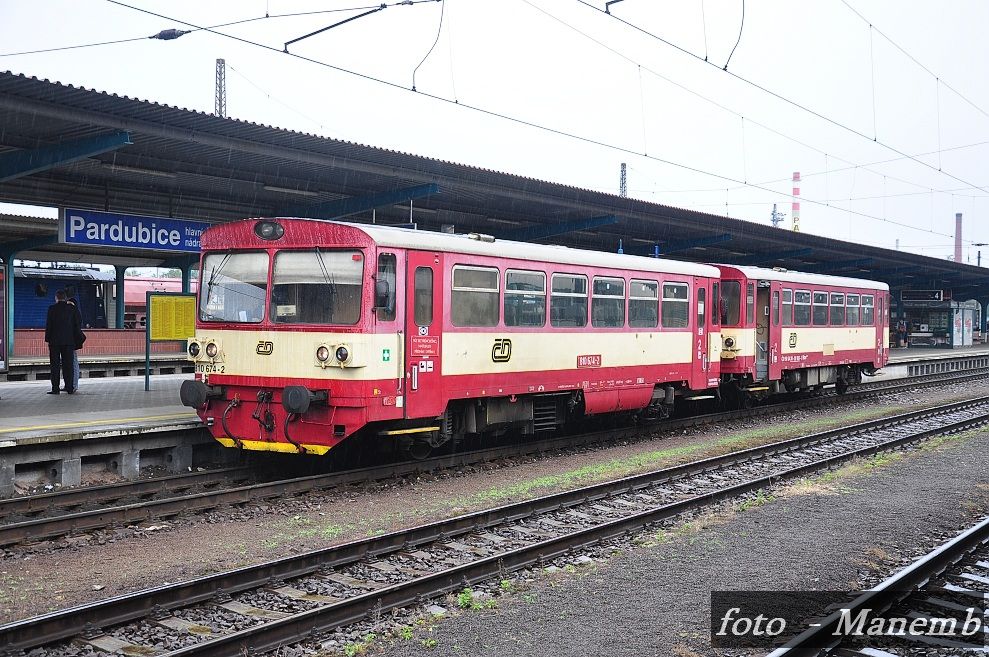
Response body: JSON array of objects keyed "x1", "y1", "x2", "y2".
[
  {"x1": 180, "y1": 379, "x2": 225, "y2": 409},
  {"x1": 282, "y1": 386, "x2": 329, "y2": 414}
]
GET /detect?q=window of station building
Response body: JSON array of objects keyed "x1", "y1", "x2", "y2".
[
  {"x1": 745, "y1": 283, "x2": 755, "y2": 324},
  {"x1": 414, "y1": 267, "x2": 433, "y2": 327},
  {"x1": 271, "y1": 250, "x2": 363, "y2": 325},
  {"x1": 629, "y1": 279, "x2": 659, "y2": 328},
  {"x1": 201, "y1": 251, "x2": 269, "y2": 323},
  {"x1": 772, "y1": 290, "x2": 780, "y2": 326},
  {"x1": 812, "y1": 291, "x2": 829, "y2": 326},
  {"x1": 830, "y1": 293, "x2": 845, "y2": 326},
  {"x1": 505, "y1": 269, "x2": 546, "y2": 327},
  {"x1": 451, "y1": 265, "x2": 499, "y2": 327},
  {"x1": 551, "y1": 274, "x2": 588, "y2": 327},
  {"x1": 862, "y1": 294, "x2": 875, "y2": 324},
  {"x1": 661, "y1": 282, "x2": 689, "y2": 329},
  {"x1": 711, "y1": 282, "x2": 720, "y2": 326},
  {"x1": 720, "y1": 280, "x2": 741, "y2": 325},
  {"x1": 793, "y1": 290, "x2": 811, "y2": 326},
  {"x1": 846, "y1": 294, "x2": 860, "y2": 325},
  {"x1": 374, "y1": 253, "x2": 397, "y2": 322},
  {"x1": 592, "y1": 277, "x2": 625, "y2": 328},
  {"x1": 782, "y1": 289, "x2": 793, "y2": 325}
]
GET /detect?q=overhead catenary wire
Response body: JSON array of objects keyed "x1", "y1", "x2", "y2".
[
  {"x1": 96, "y1": 0, "x2": 974, "y2": 243},
  {"x1": 574, "y1": 0, "x2": 989, "y2": 196},
  {"x1": 521, "y1": 1, "x2": 976, "y2": 208},
  {"x1": 412, "y1": 0, "x2": 446, "y2": 92}
]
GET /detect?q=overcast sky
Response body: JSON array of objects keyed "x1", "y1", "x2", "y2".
[{"x1": 2, "y1": 0, "x2": 988, "y2": 263}]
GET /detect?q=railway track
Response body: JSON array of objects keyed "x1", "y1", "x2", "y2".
[
  {"x1": 1, "y1": 367, "x2": 985, "y2": 549},
  {"x1": 5, "y1": 395, "x2": 989, "y2": 656},
  {"x1": 767, "y1": 514, "x2": 989, "y2": 656}
]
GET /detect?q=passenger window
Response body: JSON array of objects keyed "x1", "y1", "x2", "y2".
[
  {"x1": 711, "y1": 282, "x2": 720, "y2": 326},
  {"x1": 720, "y1": 280, "x2": 741, "y2": 325},
  {"x1": 793, "y1": 290, "x2": 811, "y2": 326},
  {"x1": 414, "y1": 267, "x2": 433, "y2": 327},
  {"x1": 592, "y1": 277, "x2": 625, "y2": 328},
  {"x1": 697, "y1": 287, "x2": 706, "y2": 327},
  {"x1": 846, "y1": 294, "x2": 860, "y2": 325},
  {"x1": 505, "y1": 269, "x2": 545, "y2": 327},
  {"x1": 745, "y1": 283, "x2": 755, "y2": 324},
  {"x1": 772, "y1": 291, "x2": 780, "y2": 326},
  {"x1": 830, "y1": 293, "x2": 845, "y2": 325},
  {"x1": 375, "y1": 253, "x2": 396, "y2": 322},
  {"x1": 782, "y1": 289, "x2": 793, "y2": 325},
  {"x1": 661, "y1": 282, "x2": 689, "y2": 328},
  {"x1": 812, "y1": 291, "x2": 829, "y2": 326},
  {"x1": 629, "y1": 279, "x2": 659, "y2": 328},
  {"x1": 862, "y1": 294, "x2": 875, "y2": 324},
  {"x1": 551, "y1": 274, "x2": 588, "y2": 327},
  {"x1": 451, "y1": 265, "x2": 499, "y2": 327}
]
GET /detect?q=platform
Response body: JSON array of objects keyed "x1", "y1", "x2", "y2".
[
  {"x1": 0, "y1": 374, "x2": 216, "y2": 496},
  {"x1": 888, "y1": 344, "x2": 989, "y2": 363},
  {"x1": 4, "y1": 352, "x2": 192, "y2": 382}
]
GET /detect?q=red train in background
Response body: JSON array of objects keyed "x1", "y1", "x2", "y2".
[{"x1": 181, "y1": 218, "x2": 889, "y2": 456}]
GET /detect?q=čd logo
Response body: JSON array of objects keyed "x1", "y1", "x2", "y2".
[
  {"x1": 491, "y1": 338, "x2": 512, "y2": 362},
  {"x1": 256, "y1": 341, "x2": 274, "y2": 355}
]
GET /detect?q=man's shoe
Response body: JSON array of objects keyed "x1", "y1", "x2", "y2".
[
  {"x1": 47, "y1": 390, "x2": 59, "y2": 395},
  {"x1": 66, "y1": 389, "x2": 75, "y2": 395}
]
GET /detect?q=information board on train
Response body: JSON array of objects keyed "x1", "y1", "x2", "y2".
[{"x1": 149, "y1": 293, "x2": 196, "y2": 341}]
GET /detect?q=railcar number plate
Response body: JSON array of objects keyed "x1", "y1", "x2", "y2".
[{"x1": 196, "y1": 363, "x2": 225, "y2": 374}]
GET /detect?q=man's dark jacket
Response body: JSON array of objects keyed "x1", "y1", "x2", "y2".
[{"x1": 45, "y1": 302, "x2": 80, "y2": 347}]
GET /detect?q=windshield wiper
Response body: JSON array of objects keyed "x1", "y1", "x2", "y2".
[{"x1": 203, "y1": 251, "x2": 232, "y2": 316}]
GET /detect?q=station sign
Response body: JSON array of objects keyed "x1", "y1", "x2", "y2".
[
  {"x1": 901, "y1": 289, "x2": 947, "y2": 302},
  {"x1": 59, "y1": 208, "x2": 211, "y2": 254}
]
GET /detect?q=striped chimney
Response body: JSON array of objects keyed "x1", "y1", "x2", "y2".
[{"x1": 792, "y1": 172, "x2": 801, "y2": 232}]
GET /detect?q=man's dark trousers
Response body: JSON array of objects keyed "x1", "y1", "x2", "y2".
[{"x1": 49, "y1": 343, "x2": 73, "y2": 392}]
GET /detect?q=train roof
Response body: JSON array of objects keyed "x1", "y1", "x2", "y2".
[
  {"x1": 335, "y1": 221, "x2": 720, "y2": 278},
  {"x1": 716, "y1": 264, "x2": 889, "y2": 291}
]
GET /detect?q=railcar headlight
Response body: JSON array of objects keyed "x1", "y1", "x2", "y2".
[
  {"x1": 188, "y1": 341, "x2": 201, "y2": 358},
  {"x1": 254, "y1": 220, "x2": 284, "y2": 240},
  {"x1": 335, "y1": 346, "x2": 350, "y2": 363},
  {"x1": 724, "y1": 337, "x2": 736, "y2": 349},
  {"x1": 205, "y1": 342, "x2": 218, "y2": 358},
  {"x1": 316, "y1": 345, "x2": 330, "y2": 363}
]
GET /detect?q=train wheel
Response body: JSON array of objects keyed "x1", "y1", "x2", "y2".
[{"x1": 407, "y1": 440, "x2": 433, "y2": 461}]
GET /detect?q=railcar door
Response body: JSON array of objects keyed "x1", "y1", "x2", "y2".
[
  {"x1": 755, "y1": 280, "x2": 771, "y2": 381},
  {"x1": 404, "y1": 251, "x2": 445, "y2": 419},
  {"x1": 692, "y1": 278, "x2": 721, "y2": 389}
]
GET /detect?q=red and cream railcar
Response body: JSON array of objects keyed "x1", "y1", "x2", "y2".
[
  {"x1": 181, "y1": 218, "x2": 723, "y2": 455},
  {"x1": 715, "y1": 265, "x2": 890, "y2": 403}
]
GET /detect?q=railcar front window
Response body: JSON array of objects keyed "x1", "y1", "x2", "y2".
[
  {"x1": 200, "y1": 251, "x2": 269, "y2": 323},
  {"x1": 720, "y1": 281, "x2": 741, "y2": 325},
  {"x1": 271, "y1": 250, "x2": 363, "y2": 325}
]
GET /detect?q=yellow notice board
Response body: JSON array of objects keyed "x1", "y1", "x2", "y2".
[{"x1": 149, "y1": 293, "x2": 196, "y2": 341}]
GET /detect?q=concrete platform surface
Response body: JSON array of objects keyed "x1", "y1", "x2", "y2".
[
  {"x1": 888, "y1": 344, "x2": 989, "y2": 363},
  {"x1": 0, "y1": 374, "x2": 200, "y2": 445}
]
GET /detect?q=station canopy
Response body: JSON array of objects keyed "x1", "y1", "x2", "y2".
[{"x1": 1, "y1": 70, "x2": 987, "y2": 299}]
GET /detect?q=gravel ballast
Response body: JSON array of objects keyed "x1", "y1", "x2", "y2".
[{"x1": 370, "y1": 427, "x2": 989, "y2": 657}]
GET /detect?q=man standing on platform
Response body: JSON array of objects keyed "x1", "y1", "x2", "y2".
[{"x1": 44, "y1": 290, "x2": 79, "y2": 395}]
